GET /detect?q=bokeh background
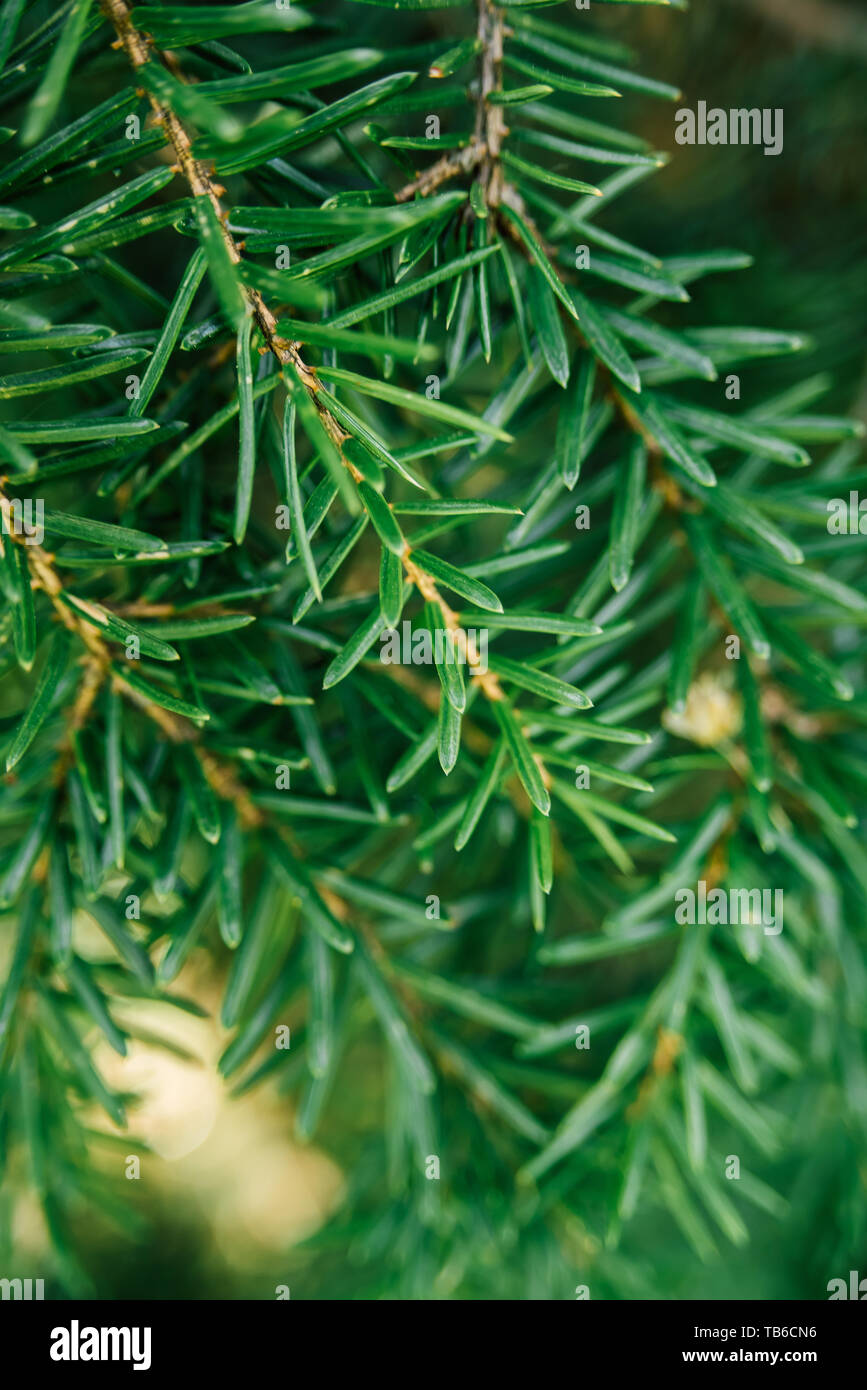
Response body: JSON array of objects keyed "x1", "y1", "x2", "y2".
[{"x1": 5, "y1": 0, "x2": 866, "y2": 1300}]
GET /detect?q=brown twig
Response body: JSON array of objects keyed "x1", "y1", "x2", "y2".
[
  {"x1": 394, "y1": 140, "x2": 488, "y2": 203},
  {"x1": 474, "y1": 0, "x2": 508, "y2": 207}
]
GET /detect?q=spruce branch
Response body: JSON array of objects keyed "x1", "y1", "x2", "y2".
[
  {"x1": 0, "y1": 482, "x2": 263, "y2": 828},
  {"x1": 100, "y1": 0, "x2": 551, "y2": 805},
  {"x1": 0, "y1": 0, "x2": 863, "y2": 1302}
]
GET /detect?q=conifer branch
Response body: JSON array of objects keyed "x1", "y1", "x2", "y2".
[
  {"x1": 0, "y1": 0, "x2": 862, "y2": 1301},
  {"x1": 100, "y1": 0, "x2": 549, "y2": 806}
]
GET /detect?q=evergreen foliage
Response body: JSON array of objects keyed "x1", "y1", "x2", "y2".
[{"x1": 0, "y1": 0, "x2": 864, "y2": 1300}]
